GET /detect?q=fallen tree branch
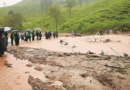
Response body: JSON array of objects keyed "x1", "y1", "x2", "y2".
[
  {"x1": 123, "y1": 61, "x2": 130, "y2": 63},
  {"x1": 87, "y1": 54, "x2": 102, "y2": 58},
  {"x1": 104, "y1": 64, "x2": 123, "y2": 69}
]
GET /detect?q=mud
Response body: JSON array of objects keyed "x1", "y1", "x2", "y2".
[
  {"x1": 34, "y1": 66, "x2": 43, "y2": 71},
  {"x1": 7, "y1": 46, "x2": 130, "y2": 90},
  {"x1": 28, "y1": 76, "x2": 65, "y2": 90}
]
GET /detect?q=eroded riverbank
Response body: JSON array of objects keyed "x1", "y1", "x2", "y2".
[
  {"x1": 1, "y1": 34, "x2": 130, "y2": 90},
  {"x1": 4, "y1": 46, "x2": 130, "y2": 90}
]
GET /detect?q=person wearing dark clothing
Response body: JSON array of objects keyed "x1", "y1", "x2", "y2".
[
  {"x1": 50, "y1": 31, "x2": 52, "y2": 39},
  {"x1": 99, "y1": 31, "x2": 103, "y2": 35},
  {"x1": 36, "y1": 31, "x2": 39, "y2": 40},
  {"x1": 39, "y1": 32, "x2": 42, "y2": 40},
  {"x1": 0, "y1": 30, "x2": 3, "y2": 57},
  {"x1": 25, "y1": 32, "x2": 27, "y2": 41},
  {"x1": 53, "y1": 31, "x2": 56, "y2": 38},
  {"x1": 4, "y1": 32, "x2": 8, "y2": 45},
  {"x1": 45, "y1": 31, "x2": 48, "y2": 39},
  {"x1": 55, "y1": 31, "x2": 58, "y2": 38},
  {"x1": 32, "y1": 31, "x2": 35, "y2": 41},
  {"x1": 0, "y1": 27, "x2": 7, "y2": 57},
  {"x1": 14, "y1": 31, "x2": 19, "y2": 46},
  {"x1": 0, "y1": 33, "x2": 3, "y2": 57},
  {"x1": 48, "y1": 31, "x2": 50, "y2": 39},
  {"x1": 2, "y1": 33, "x2": 7, "y2": 51},
  {"x1": 1, "y1": 29, "x2": 7, "y2": 53},
  {"x1": 26, "y1": 32, "x2": 28, "y2": 41},
  {"x1": 11, "y1": 32, "x2": 14, "y2": 45},
  {"x1": 47, "y1": 31, "x2": 50, "y2": 39},
  {"x1": 0, "y1": 28, "x2": 4, "y2": 57},
  {"x1": 20, "y1": 32, "x2": 24, "y2": 41}
]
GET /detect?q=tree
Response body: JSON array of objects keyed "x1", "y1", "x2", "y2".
[
  {"x1": 0, "y1": 19, "x2": 3, "y2": 26},
  {"x1": 49, "y1": 5, "x2": 61, "y2": 31},
  {"x1": 8, "y1": 10, "x2": 14, "y2": 15},
  {"x1": 66, "y1": 0, "x2": 76, "y2": 18},
  {"x1": 84, "y1": 0, "x2": 89, "y2": 4},
  {"x1": 78, "y1": 0, "x2": 83, "y2": 6},
  {"x1": 40, "y1": 0, "x2": 53, "y2": 13},
  {"x1": 3, "y1": 15, "x2": 14, "y2": 27},
  {"x1": 3, "y1": 13, "x2": 25, "y2": 30}
]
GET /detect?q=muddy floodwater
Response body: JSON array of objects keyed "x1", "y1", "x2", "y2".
[
  {"x1": 0, "y1": 53, "x2": 31, "y2": 90},
  {"x1": 0, "y1": 34, "x2": 130, "y2": 90}
]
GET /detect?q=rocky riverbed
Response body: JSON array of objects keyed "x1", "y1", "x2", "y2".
[{"x1": 6, "y1": 46, "x2": 130, "y2": 90}]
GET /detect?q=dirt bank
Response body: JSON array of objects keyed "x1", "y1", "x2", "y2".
[{"x1": 6, "y1": 46, "x2": 130, "y2": 90}]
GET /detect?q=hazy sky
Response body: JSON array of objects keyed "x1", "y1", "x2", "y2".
[{"x1": 0, "y1": 0, "x2": 22, "y2": 7}]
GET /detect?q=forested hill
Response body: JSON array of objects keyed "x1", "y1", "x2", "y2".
[{"x1": 0, "y1": 0, "x2": 130, "y2": 34}]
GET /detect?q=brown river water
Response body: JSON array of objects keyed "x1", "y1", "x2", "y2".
[
  {"x1": 0, "y1": 46, "x2": 61, "y2": 90},
  {"x1": 0, "y1": 34, "x2": 130, "y2": 90},
  {"x1": 0, "y1": 53, "x2": 32, "y2": 90}
]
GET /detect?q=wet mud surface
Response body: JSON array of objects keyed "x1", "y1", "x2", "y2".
[
  {"x1": 0, "y1": 53, "x2": 31, "y2": 90},
  {"x1": 6, "y1": 46, "x2": 130, "y2": 90}
]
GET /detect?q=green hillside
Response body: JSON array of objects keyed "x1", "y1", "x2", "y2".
[{"x1": 0, "y1": 0, "x2": 130, "y2": 34}]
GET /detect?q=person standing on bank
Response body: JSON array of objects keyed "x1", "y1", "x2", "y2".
[
  {"x1": 47, "y1": 31, "x2": 50, "y2": 39},
  {"x1": 20, "y1": 32, "x2": 24, "y2": 41},
  {"x1": 14, "y1": 31, "x2": 20, "y2": 46},
  {"x1": 45, "y1": 31, "x2": 48, "y2": 39},
  {"x1": 0, "y1": 29, "x2": 3, "y2": 57},
  {"x1": 2, "y1": 33, "x2": 7, "y2": 52},
  {"x1": 25, "y1": 31, "x2": 27, "y2": 41},
  {"x1": 53, "y1": 31, "x2": 56, "y2": 39},
  {"x1": 99, "y1": 30, "x2": 104, "y2": 35},
  {"x1": 36, "y1": 31, "x2": 39, "y2": 40},
  {"x1": 49, "y1": 31, "x2": 52, "y2": 39},
  {"x1": 4, "y1": 32, "x2": 8, "y2": 45},
  {"x1": 11, "y1": 32, "x2": 14, "y2": 45},
  {"x1": 0, "y1": 27, "x2": 7, "y2": 56},
  {"x1": 26, "y1": 31, "x2": 28, "y2": 41},
  {"x1": 32, "y1": 31, "x2": 35, "y2": 41},
  {"x1": 0, "y1": 28, "x2": 4, "y2": 57},
  {"x1": 28, "y1": 31, "x2": 32, "y2": 41},
  {"x1": 55, "y1": 31, "x2": 58, "y2": 38},
  {"x1": 39, "y1": 32, "x2": 42, "y2": 40}
]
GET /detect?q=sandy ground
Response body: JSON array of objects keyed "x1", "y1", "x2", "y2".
[{"x1": 0, "y1": 34, "x2": 130, "y2": 90}]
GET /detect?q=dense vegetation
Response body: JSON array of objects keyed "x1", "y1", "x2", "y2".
[{"x1": 0, "y1": 0, "x2": 130, "y2": 34}]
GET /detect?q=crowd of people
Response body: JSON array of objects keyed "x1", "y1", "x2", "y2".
[
  {"x1": 45, "y1": 31, "x2": 58, "y2": 39},
  {"x1": 10, "y1": 30, "x2": 59, "y2": 46},
  {"x1": 98, "y1": 28, "x2": 128, "y2": 35},
  {"x1": 11, "y1": 31, "x2": 20, "y2": 45},
  {"x1": 23, "y1": 31, "x2": 42, "y2": 42},
  {"x1": 0, "y1": 27, "x2": 8, "y2": 57}
]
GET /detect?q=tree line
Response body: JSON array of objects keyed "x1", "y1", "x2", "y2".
[
  {"x1": 1, "y1": 11, "x2": 25, "y2": 30},
  {"x1": 40, "y1": 0, "x2": 91, "y2": 31},
  {"x1": 1, "y1": 0, "x2": 99, "y2": 31}
]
